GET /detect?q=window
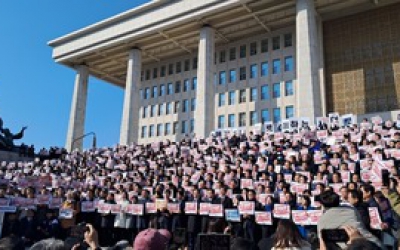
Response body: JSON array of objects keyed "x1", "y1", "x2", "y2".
[
  {"x1": 240, "y1": 45, "x2": 246, "y2": 58},
  {"x1": 150, "y1": 105, "x2": 156, "y2": 117},
  {"x1": 220, "y1": 50, "x2": 226, "y2": 63},
  {"x1": 228, "y1": 114, "x2": 235, "y2": 127},
  {"x1": 228, "y1": 91, "x2": 235, "y2": 105},
  {"x1": 239, "y1": 112, "x2": 246, "y2": 126},
  {"x1": 145, "y1": 70, "x2": 151, "y2": 81},
  {"x1": 141, "y1": 126, "x2": 147, "y2": 138},
  {"x1": 160, "y1": 65, "x2": 166, "y2": 77},
  {"x1": 218, "y1": 93, "x2": 226, "y2": 107},
  {"x1": 219, "y1": 71, "x2": 226, "y2": 85},
  {"x1": 168, "y1": 64, "x2": 174, "y2": 75},
  {"x1": 286, "y1": 106, "x2": 294, "y2": 119},
  {"x1": 273, "y1": 59, "x2": 281, "y2": 74},
  {"x1": 165, "y1": 123, "x2": 171, "y2": 135},
  {"x1": 261, "y1": 62, "x2": 269, "y2": 77},
  {"x1": 250, "y1": 111, "x2": 258, "y2": 126},
  {"x1": 166, "y1": 102, "x2": 172, "y2": 115},
  {"x1": 183, "y1": 79, "x2": 190, "y2": 92},
  {"x1": 192, "y1": 77, "x2": 197, "y2": 90},
  {"x1": 190, "y1": 119, "x2": 194, "y2": 133},
  {"x1": 176, "y1": 61, "x2": 182, "y2": 73},
  {"x1": 149, "y1": 125, "x2": 155, "y2": 138},
  {"x1": 261, "y1": 85, "x2": 269, "y2": 100},
  {"x1": 250, "y1": 42, "x2": 257, "y2": 56},
  {"x1": 160, "y1": 84, "x2": 165, "y2": 96},
  {"x1": 250, "y1": 87, "x2": 257, "y2": 102},
  {"x1": 273, "y1": 83, "x2": 281, "y2": 98},
  {"x1": 175, "y1": 81, "x2": 181, "y2": 93},
  {"x1": 273, "y1": 108, "x2": 281, "y2": 123},
  {"x1": 284, "y1": 33, "x2": 293, "y2": 47},
  {"x1": 285, "y1": 81, "x2": 294, "y2": 96},
  {"x1": 140, "y1": 89, "x2": 143, "y2": 100},
  {"x1": 229, "y1": 47, "x2": 236, "y2": 61},
  {"x1": 167, "y1": 83, "x2": 173, "y2": 95},
  {"x1": 174, "y1": 101, "x2": 180, "y2": 114},
  {"x1": 239, "y1": 67, "x2": 246, "y2": 81},
  {"x1": 141, "y1": 71, "x2": 144, "y2": 81},
  {"x1": 158, "y1": 104, "x2": 164, "y2": 116},
  {"x1": 181, "y1": 120, "x2": 188, "y2": 134},
  {"x1": 184, "y1": 59, "x2": 190, "y2": 71},
  {"x1": 239, "y1": 89, "x2": 246, "y2": 103},
  {"x1": 261, "y1": 39, "x2": 268, "y2": 53},
  {"x1": 182, "y1": 99, "x2": 189, "y2": 112},
  {"x1": 142, "y1": 106, "x2": 148, "y2": 118},
  {"x1": 218, "y1": 115, "x2": 225, "y2": 129},
  {"x1": 261, "y1": 109, "x2": 270, "y2": 123},
  {"x1": 152, "y1": 86, "x2": 157, "y2": 98},
  {"x1": 229, "y1": 69, "x2": 236, "y2": 83},
  {"x1": 173, "y1": 122, "x2": 179, "y2": 135},
  {"x1": 157, "y1": 124, "x2": 163, "y2": 136},
  {"x1": 284, "y1": 56, "x2": 293, "y2": 72},
  {"x1": 193, "y1": 57, "x2": 198, "y2": 70},
  {"x1": 191, "y1": 98, "x2": 196, "y2": 111},
  {"x1": 153, "y1": 68, "x2": 158, "y2": 79},
  {"x1": 145, "y1": 88, "x2": 150, "y2": 99},
  {"x1": 272, "y1": 36, "x2": 280, "y2": 50},
  {"x1": 250, "y1": 64, "x2": 257, "y2": 79}
]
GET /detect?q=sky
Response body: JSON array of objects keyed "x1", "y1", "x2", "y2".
[{"x1": 0, "y1": 0, "x2": 150, "y2": 150}]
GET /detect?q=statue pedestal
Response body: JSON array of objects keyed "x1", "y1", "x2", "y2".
[{"x1": 0, "y1": 150, "x2": 33, "y2": 162}]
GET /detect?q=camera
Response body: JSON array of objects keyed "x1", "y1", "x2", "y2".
[{"x1": 321, "y1": 229, "x2": 349, "y2": 243}]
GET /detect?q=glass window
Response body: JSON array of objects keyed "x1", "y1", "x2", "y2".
[
  {"x1": 181, "y1": 120, "x2": 188, "y2": 134},
  {"x1": 228, "y1": 91, "x2": 235, "y2": 105},
  {"x1": 261, "y1": 85, "x2": 269, "y2": 100},
  {"x1": 285, "y1": 81, "x2": 294, "y2": 96},
  {"x1": 157, "y1": 124, "x2": 163, "y2": 136},
  {"x1": 166, "y1": 102, "x2": 172, "y2": 115},
  {"x1": 183, "y1": 79, "x2": 190, "y2": 92},
  {"x1": 141, "y1": 126, "x2": 147, "y2": 138},
  {"x1": 261, "y1": 62, "x2": 269, "y2": 77},
  {"x1": 190, "y1": 119, "x2": 194, "y2": 133},
  {"x1": 158, "y1": 103, "x2": 164, "y2": 116},
  {"x1": 150, "y1": 105, "x2": 156, "y2": 117},
  {"x1": 284, "y1": 56, "x2": 293, "y2": 72},
  {"x1": 218, "y1": 93, "x2": 225, "y2": 107},
  {"x1": 193, "y1": 57, "x2": 198, "y2": 70},
  {"x1": 141, "y1": 71, "x2": 144, "y2": 81},
  {"x1": 229, "y1": 47, "x2": 236, "y2": 61},
  {"x1": 153, "y1": 68, "x2": 158, "y2": 79},
  {"x1": 219, "y1": 71, "x2": 226, "y2": 85},
  {"x1": 152, "y1": 86, "x2": 157, "y2": 98},
  {"x1": 273, "y1": 108, "x2": 281, "y2": 123},
  {"x1": 145, "y1": 88, "x2": 150, "y2": 99},
  {"x1": 261, "y1": 109, "x2": 270, "y2": 123},
  {"x1": 160, "y1": 65, "x2": 166, "y2": 77},
  {"x1": 220, "y1": 50, "x2": 226, "y2": 63},
  {"x1": 176, "y1": 61, "x2": 182, "y2": 73},
  {"x1": 250, "y1": 87, "x2": 257, "y2": 102},
  {"x1": 145, "y1": 70, "x2": 151, "y2": 81},
  {"x1": 142, "y1": 106, "x2": 148, "y2": 118},
  {"x1": 229, "y1": 69, "x2": 236, "y2": 83},
  {"x1": 239, "y1": 112, "x2": 246, "y2": 127},
  {"x1": 250, "y1": 64, "x2": 257, "y2": 79},
  {"x1": 168, "y1": 63, "x2": 174, "y2": 75},
  {"x1": 239, "y1": 67, "x2": 246, "y2": 81},
  {"x1": 174, "y1": 101, "x2": 180, "y2": 114},
  {"x1": 184, "y1": 59, "x2": 190, "y2": 71},
  {"x1": 250, "y1": 111, "x2": 258, "y2": 126},
  {"x1": 239, "y1": 89, "x2": 246, "y2": 103},
  {"x1": 261, "y1": 39, "x2": 268, "y2": 53},
  {"x1": 175, "y1": 81, "x2": 181, "y2": 93},
  {"x1": 284, "y1": 33, "x2": 293, "y2": 47},
  {"x1": 191, "y1": 98, "x2": 196, "y2": 111},
  {"x1": 273, "y1": 59, "x2": 281, "y2": 74},
  {"x1": 182, "y1": 99, "x2": 189, "y2": 112},
  {"x1": 192, "y1": 77, "x2": 197, "y2": 90},
  {"x1": 218, "y1": 115, "x2": 225, "y2": 129},
  {"x1": 228, "y1": 114, "x2": 235, "y2": 127},
  {"x1": 173, "y1": 122, "x2": 179, "y2": 135},
  {"x1": 272, "y1": 36, "x2": 280, "y2": 50},
  {"x1": 165, "y1": 123, "x2": 171, "y2": 135},
  {"x1": 273, "y1": 83, "x2": 281, "y2": 98},
  {"x1": 240, "y1": 45, "x2": 246, "y2": 58},
  {"x1": 167, "y1": 83, "x2": 173, "y2": 95},
  {"x1": 160, "y1": 84, "x2": 165, "y2": 96},
  {"x1": 149, "y1": 125, "x2": 155, "y2": 138},
  {"x1": 250, "y1": 42, "x2": 257, "y2": 56},
  {"x1": 140, "y1": 89, "x2": 143, "y2": 100},
  {"x1": 286, "y1": 105, "x2": 294, "y2": 119}
]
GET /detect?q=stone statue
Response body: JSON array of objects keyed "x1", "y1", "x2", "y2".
[{"x1": 0, "y1": 118, "x2": 27, "y2": 150}]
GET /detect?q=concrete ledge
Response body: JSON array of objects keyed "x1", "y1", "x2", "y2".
[{"x1": 0, "y1": 151, "x2": 33, "y2": 163}]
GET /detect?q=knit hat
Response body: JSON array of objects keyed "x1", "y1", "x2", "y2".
[{"x1": 133, "y1": 229, "x2": 171, "y2": 250}]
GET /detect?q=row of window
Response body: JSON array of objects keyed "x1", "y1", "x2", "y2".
[
  {"x1": 217, "y1": 106, "x2": 294, "y2": 128},
  {"x1": 217, "y1": 81, "x2": 294, "y2": 106},
  {"x1": 142, "y1": 99, "x2": 196, "y2": 118},
  {"x1": 141, "y1": 58, "x2": 198, "y2": 81},
  {"x1": 215, "y1": 33, "x2": 293, "y2": 64},
  {"x1": 140, "y1": 77, "x2": 197, "y2": 100},
  {"x1": 141, "y1": 119, "x2": 194, "y2": 138}
]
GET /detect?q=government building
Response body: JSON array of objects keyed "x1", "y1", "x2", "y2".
[{"x1": 48, "y1": 0, "x2": 400, "y2": 150}]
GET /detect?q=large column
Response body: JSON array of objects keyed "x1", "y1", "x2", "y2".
[
  {"x1": 195, "y1": 25, "x2": 215, "y2": 139},
  {"x1": 120, "y1": 48, "x2": 141, "y2": 145},
  {"x1": 65, "y1": 65, "x2": 89, "y2": 152},
  {"x1": 317, "y1": 16, "x2": 327, "y2": 117},
  {"x1": 296, "y1": 0, "x2": 322, "y2": 122}
]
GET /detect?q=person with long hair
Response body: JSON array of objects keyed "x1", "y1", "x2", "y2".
[{"x1": 271, "y1": 219, "x2": 311, "y2": 250}]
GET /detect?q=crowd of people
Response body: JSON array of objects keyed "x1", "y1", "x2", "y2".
[{"x1": 0, "y1": 116, "x2": 400, "y2": 249}]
